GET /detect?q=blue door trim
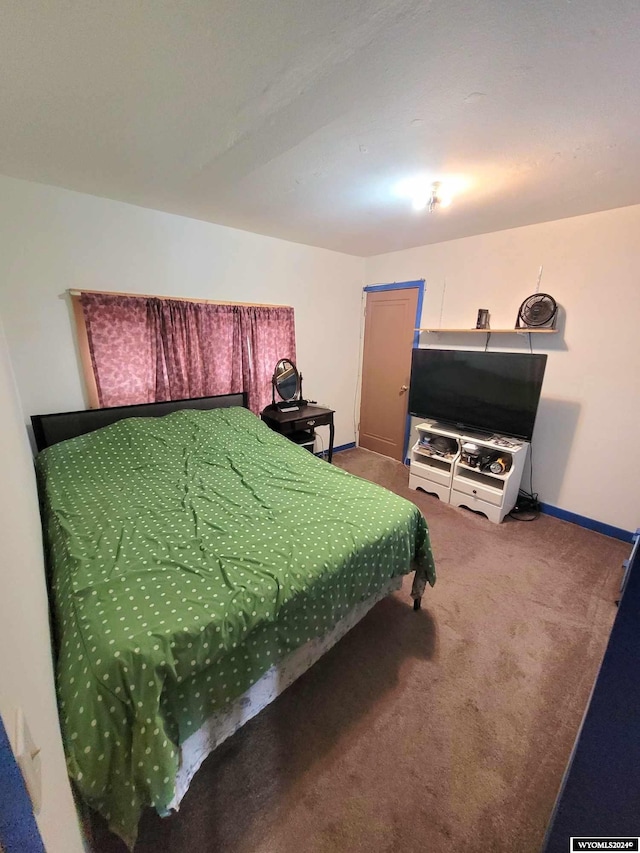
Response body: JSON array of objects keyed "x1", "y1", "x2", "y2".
[{"x1": 362, "y1": 280, "x2": 425, "y2": 461}]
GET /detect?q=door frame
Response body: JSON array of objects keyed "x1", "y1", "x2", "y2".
[{"x1": 361, "y1": 279, "x2": 425, "y2": 463}]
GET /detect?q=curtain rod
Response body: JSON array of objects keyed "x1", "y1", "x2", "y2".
[{"x1": 67, "y1": 288, "x2": 291, "y2": 309}]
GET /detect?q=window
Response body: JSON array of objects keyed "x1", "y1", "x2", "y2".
[{"x1": 72, "y1": 291, "x2": 296, "y2": 415}]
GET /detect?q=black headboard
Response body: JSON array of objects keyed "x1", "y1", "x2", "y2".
[{"x1": 31, "y1": 392, "x2": 248, "y2": 452}]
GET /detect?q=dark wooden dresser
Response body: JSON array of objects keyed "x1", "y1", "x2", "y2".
[{"x1": 261, "y1": 403, "x2": 335, "y2": 462}]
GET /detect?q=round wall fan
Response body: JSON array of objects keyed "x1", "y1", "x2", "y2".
[{"x1": 516, "y1": 293, "x2": 558, "y2": 329}]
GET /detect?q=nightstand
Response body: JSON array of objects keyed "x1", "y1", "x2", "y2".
[{"x1": 261, "y1": 403, "x2": 335, "y2": 462}]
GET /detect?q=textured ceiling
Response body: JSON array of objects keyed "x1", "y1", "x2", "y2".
[{"x1": 2, "y1": 0, "x2": 640, "y2": 255}]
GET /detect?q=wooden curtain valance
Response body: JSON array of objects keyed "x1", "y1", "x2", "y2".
[{"x1": 68, "y1": 288, "x2": 291, "y2": 309}]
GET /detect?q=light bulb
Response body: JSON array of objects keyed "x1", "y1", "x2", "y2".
[{"x1": 394, "y1": 173, "x2": 465, "y2": 212}]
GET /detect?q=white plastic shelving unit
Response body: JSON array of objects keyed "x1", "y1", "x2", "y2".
[
  {"x1": 408, "y1": 422, "x2": 461, "y2": 502},
  {"x1": 409, "y1": 421, "x2": 529, "y2": 523}
]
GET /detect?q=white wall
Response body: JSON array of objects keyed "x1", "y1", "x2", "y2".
[
  {"x1": 365, "y1": 204, "x2": 640, "y2": 533},
  {"x1": 0, "y1": 172, "x2": 637, "y2": 528},
  {"x1": 0, "y1": 175, "x2": 363, "y2": 450},
  {"x1": 0, "y1": 316, "x2": 84, "y2": 853}
]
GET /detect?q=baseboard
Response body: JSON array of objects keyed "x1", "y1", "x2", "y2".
[
  {"x1": 334, "y1": 442, "x2": 356, "y2": 453},
  {"x1": 539, "y1": 502, "x2": 634, "y2": 543},
  {"x1": 315, "y1": 441, "x2": 356, "y2": 458}
]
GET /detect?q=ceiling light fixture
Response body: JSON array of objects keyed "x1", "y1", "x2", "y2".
[
  {"x1": 395, "y1": 174, "x2": 462, "y2": 213},
  {"x1": 414, "y1": 181, "x2": 452, "y2": 213}
]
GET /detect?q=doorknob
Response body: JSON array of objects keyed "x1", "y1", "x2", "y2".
[{"x1": 400, "y1": 385, "x2": 408, "y2": 392}]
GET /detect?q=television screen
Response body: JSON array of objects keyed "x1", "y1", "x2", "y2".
[{"x1": 408, "y1": 349, "x2": 547, "y2": 440}]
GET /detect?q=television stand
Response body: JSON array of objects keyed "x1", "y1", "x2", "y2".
[
  {"x1": 429, "y1": 421, "x2": 489, "y2": 438},
  {"x1": 457, "y1": 427, "x2": 495, "y2": 441},
  {"x1": 409, "y1": 422, "x2": 529, "y2": 523}
]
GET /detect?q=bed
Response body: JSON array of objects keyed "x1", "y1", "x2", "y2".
[{"x1": 32, "y1": 394, "x2": 436, "y2": 848}]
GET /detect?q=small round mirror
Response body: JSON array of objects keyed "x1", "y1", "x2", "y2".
[{"x1": 274, "y1": 359, "x2": 300, "y2": 402}]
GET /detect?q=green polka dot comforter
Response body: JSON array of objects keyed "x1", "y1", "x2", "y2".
[{"x1": 37, "y1": 406, "x2": 435, "y2": 847}]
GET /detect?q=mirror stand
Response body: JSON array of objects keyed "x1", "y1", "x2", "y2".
[
  {"x1": 272, "y1": 374, "x2": 306, "y2": 410},
  {"x1": 270, "y1": 359, "x2": 307, "y2": 411}
]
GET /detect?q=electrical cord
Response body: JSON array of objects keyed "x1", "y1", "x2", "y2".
[
  {"x1": 484, "y1": 331, "x2": 491, "y2": 351},
  {"x1": 508, "y1": 442, "x2": 540, "y2": 521},
  {"x1": 510, "y1": 331, "x2": 538, "y2": 519},
  {"x1": 508, "y1": 492, "x2": 540, "y2": 521},
  {"x1": 509, "y1": 497, "x2": 539, "y2": 521},
  {"x1": 353, "y1": 290, "x2": 366, "y2": 444}
]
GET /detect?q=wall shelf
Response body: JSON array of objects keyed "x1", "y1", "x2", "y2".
[{"x1": 415, "y1": 328, "x2": 558, "y2": 334}]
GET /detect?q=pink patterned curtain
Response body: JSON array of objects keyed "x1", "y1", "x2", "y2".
[
  {"x1": 146, "y1": 299, "x2": 244, "y2": 403},
  {"x1": 81, "y1": 293, "x2": 294, "y2": 414},
  {"x1": 81, "y1": 294, "x2": 156, "y2": 407},
  {"x1": 239, "y1": 306, "x2": 296, "y2": 414}
]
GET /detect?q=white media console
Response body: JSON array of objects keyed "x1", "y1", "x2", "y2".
[{"x1": 408, "y1": 421, "x2": 529, "y2": 523}]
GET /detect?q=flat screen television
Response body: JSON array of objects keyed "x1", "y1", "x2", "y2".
[{"x1": 408, "y1": 349, "x2": 547, "y2": 441}]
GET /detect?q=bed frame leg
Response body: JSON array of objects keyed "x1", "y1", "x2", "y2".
[{"x1": 413, "y1": 597, "x2": 422, "y2": 611}]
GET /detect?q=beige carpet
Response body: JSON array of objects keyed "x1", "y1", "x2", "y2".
[{"x1": 89, "y1": 448, "x2": 628, "y2": 853}]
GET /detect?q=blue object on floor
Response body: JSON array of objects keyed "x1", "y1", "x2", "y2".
[
  {"x1": 0, "y1": 713, "x2": 45, "y2": 853},
  {"x1": 542, "y1": 528, "x2": 640, "y2": 851}
]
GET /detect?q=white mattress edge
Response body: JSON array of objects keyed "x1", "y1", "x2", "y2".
[{"x1": 168, "y1": 575, "x2": 403, "y2": 811}]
